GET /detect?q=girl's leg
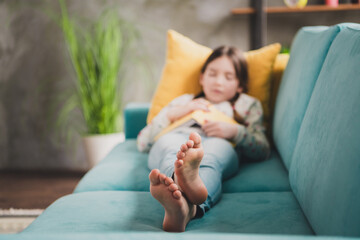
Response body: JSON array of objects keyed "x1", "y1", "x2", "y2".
[
  {"x1": 196, "y1": 136, "x2": 239, "y2": 217},
  {"x1": 148, "y1": 132, "x2": 198, "y2": 232},
  {"x1": 173, "y1": 133, "x2": 239, "y2": 217},
  {"x1": 148, "y1": 132, "x2": 188, "y2": 177}
]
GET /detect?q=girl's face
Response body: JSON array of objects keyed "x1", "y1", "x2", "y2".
[{"x1": 200, "y1": 56, "x2": 242, "y2": 104}]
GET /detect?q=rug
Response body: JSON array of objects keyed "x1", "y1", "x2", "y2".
[{"x1": 0, "y1": 208, "x2": 43, "y2": 234}]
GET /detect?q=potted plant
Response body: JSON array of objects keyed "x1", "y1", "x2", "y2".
[{"x1": 57, "y1": 0, "x2": 137, "y2": 168}]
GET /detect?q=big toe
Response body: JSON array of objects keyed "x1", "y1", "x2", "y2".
[
  {"x1": 149, "y1": 169, "x2": 160, "y2": 185},
  {"x1": 189, "y1": 132, "x2": 201, "y2": 147}
]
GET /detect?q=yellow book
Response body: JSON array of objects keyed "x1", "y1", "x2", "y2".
[{"x1": 154, "y1": 105, "x2": 238, "y2": 141}]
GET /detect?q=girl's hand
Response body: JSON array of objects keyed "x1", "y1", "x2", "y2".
[
  {"x1": 167, "y1": 98, "x2": 210, "y2": 123},
  {"x1": 202, "y1": 120, "x2": 239, "y2": 140},
  {"x1": 187, "y1": 98, "x2": 210, "y2": 112}
]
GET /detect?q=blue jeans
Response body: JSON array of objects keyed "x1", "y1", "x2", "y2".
[{"x1": 148, "y1": 132, "x2": 239, "y2": 217}]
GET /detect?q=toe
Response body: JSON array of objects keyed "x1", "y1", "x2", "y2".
[
  {"x1": 149, "y1": 169, "x2": 160, "y2": 185},
  {"x1": 186, "y1": 140, "x2": 194, "y2": 148},
  {"x1": 177, "y1": 151, "x2": 185, "y2": 159},
  {"x1": 159, "y1": 173, "x2": 167, "y2": 184},
  {"x1": 189, "y1": 132, "x2": 201, "y2": 146},
  {"x1": 180, "y1": 144, "x2": 188, "y2": 152},
  {"x1": 173, "y1": 190, "x2": 182, "y2": 200},
  {"x1": 174, "y1": 159, "x2": 184, "y2": 168},
  {"x1": 164, "y1": 177, "x2": 174, "y2": 186},
  {"x1": 168, "y1": 183, "x2": 178, "y2": 192}
]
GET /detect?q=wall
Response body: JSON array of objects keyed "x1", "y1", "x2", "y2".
[{"x1": 0, "y1": 0, "x2": 359, "y2": 170}]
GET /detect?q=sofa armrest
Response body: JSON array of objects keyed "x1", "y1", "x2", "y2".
[{"x1": 124, "y1": 103, "x2": 150, "y2": 139}]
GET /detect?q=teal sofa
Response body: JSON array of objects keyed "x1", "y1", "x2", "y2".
[{"x1": 2, "y1": 23, "x2": 360, "y2": 240}]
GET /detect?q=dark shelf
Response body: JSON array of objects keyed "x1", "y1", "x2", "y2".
[
  {"x1": 231, "y1": 3, "x2": 360, "y2": 50},
  {"x1": 232, "y1": 4, "x2": 360, "y2": 15}
]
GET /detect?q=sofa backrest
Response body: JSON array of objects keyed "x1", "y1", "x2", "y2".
[
  {"x1": 272, "y1": 25, "x2": 340, "y2": 170},
  {"x1": 289, "y1": 24, "x2": 360, "y2": 237},
  {"x1": 124, "y1": 103, "x2": 150, "y2": 139}
]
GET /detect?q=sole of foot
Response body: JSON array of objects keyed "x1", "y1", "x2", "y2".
[
  {"x1": 174, "y1": 132, "x2": 208, "y2": 205},
  {"x1": 149, "y1": 169, "x2": 195, "y2": 232}
]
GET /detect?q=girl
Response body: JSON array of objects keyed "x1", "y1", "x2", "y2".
[{"x1": 137, "y1": 46, "x2": 270, "y2": 232}]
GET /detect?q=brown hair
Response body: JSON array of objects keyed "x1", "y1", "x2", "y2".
[{"x1": 196, "y1": 46, "x2": 248, "y2": 124}]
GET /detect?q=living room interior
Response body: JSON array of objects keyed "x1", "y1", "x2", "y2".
[{"x1": 0, "y1": 0, "x2": 360, "y2": 238}]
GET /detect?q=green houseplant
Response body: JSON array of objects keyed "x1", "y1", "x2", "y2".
[{"x1": 58, "y1": 0, "x2": 138, "y2": 167}]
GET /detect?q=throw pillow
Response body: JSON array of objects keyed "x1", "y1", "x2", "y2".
[{"x1": 147, "y1": 30, "x2": 281, "y2": 130}]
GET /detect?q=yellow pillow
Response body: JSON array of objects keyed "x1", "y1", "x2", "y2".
[
  {"x1": 147, "y1": 30, "x2": 281, "y2": 128},
  {"x1": 147, "y1": 30, "x2": 212, "y2": 123}
]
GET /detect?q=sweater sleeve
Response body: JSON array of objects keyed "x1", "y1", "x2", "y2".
[
  {"x1": 232, "y1": 99, "x2": 270, "y2": 162},
  {"x1": 137, "y1": 94, "x2": 194, "y2": 152}
]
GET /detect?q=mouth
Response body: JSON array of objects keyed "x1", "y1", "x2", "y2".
[{"x1": 213, "y1": 89, "x2": 222, "y2": 94}]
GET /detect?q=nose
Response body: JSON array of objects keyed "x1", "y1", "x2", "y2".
[{"x1": 214, "y1": 75, "x2": 225, "y2": 85}]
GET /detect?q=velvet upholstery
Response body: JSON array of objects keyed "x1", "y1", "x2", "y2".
[
  {"x1": 289, "y1": 24, "x2": 360, "y2": 237},
  {"x1": 24, "y1": 191, "x2": 313, "y2": 235},
  {"x1": 74, "y1": 140, "x2": 149, "y2": 193},
  {"x1": 3, "y1": 234, "x2": 358, "y2": 240},
  {"x1": 272, "y1": 26, "x2": 340, "y2": 170},
  {"x1": 75, "y1": 141, "x2": 291, "y2": 193},
  {"x1": 223, "y1": 149, "x2": 290, "y2": 192},
  {"x1": 124, "y1": 103, "x2": 150, "y2": 139}
]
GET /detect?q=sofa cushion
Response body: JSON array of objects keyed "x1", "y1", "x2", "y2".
[
  {"x1": 74, "y1": 141, "x2": 291, "y2": 193},
  {"x1": 188, "y1": 191, "x2": 313, "y2": 234},
  {"x1": 8, "y1": 233, "x2": 354, "y2": 240},
  {"x1": 289, "y1": 24, "x2": 360, "y2": 237},
  {"x1": 74, "y1": 140, "x2": 150, "y2": 193},
  {"x1": 272, "y1": 25, "x2": 340, "y2": 170},
  {"x1": 24, "y1": 191, "x2": 313, "y2": 235},
  {"x1": 223, "y1": 148, "x2": 290, "y2": 193}
]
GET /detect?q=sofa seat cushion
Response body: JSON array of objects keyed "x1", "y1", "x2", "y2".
[
  {"x1": 24, "y1": 191, "x2": 313, "y2": 235},
  {"x1": 9, "y1": 233, "x2": 358, "y2": 240},
  {"x1": 75, "y1": 141, "x2": 290, "y2": 193},
  {"x1": 223, "y1": 148, "x2": 290, "y2": 193},
  {"x1": 74, "y1": 140, "x2": 150, "y2": 193}
]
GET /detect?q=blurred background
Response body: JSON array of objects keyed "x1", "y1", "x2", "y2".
[{"x1": 0, "y1": 0, "x2": 359, "y2": 171}]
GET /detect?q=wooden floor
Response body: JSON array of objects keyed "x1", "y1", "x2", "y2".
[{"x1": 0, "y1": 170, "x2": 86, "y2": 209}]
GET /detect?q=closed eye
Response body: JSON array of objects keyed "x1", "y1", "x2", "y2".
[
  {"x1": 208, "y1": 69, "x2": 217, "y2": 76},
  {"x1": 225, "y1": 73, "x2": 235, "y2": 80}
]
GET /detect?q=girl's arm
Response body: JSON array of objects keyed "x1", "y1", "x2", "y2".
[
  {"x1": 232, "y1": 100, "x2": 270, "y2": 162},
  {"x1": 167, "y1": 98, "x2": 210, "y2": 123},
  {"x1": 137, "y1": 94, "x2": 195, "y2": 152}
]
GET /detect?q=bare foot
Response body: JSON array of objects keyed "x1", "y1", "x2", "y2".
[
  {"x1": 174, "y1": 132, "x2": 208, "y2": 205},
  {"x1": 149, "y1": 169, "x2": 196, "y2": 232}
]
